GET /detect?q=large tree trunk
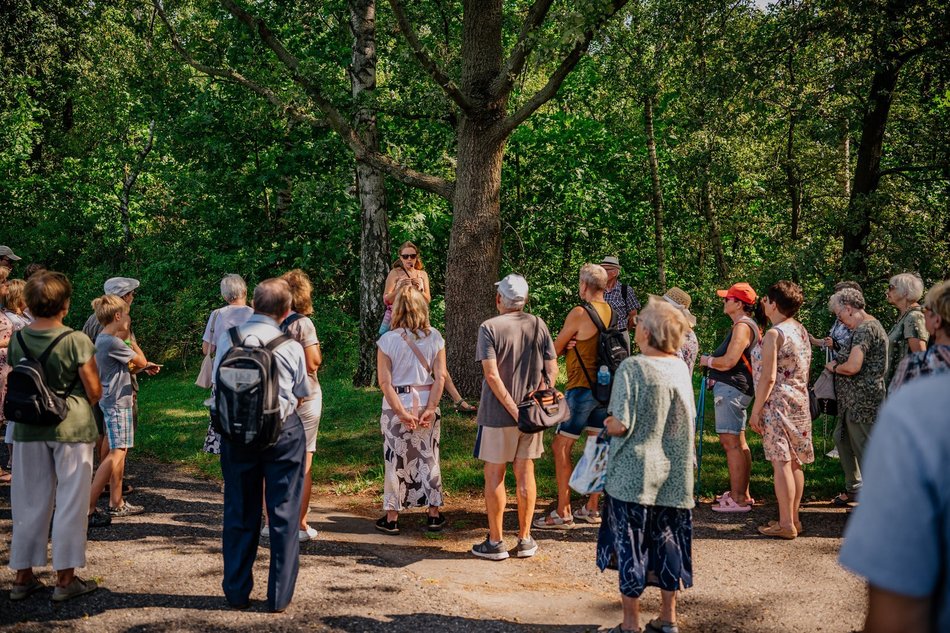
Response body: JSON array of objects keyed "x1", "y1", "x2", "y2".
[
  {"x1": 643, "y1": 94, "x2": 666, "y2": 289},
  {"x1": 444, "y1": 0, "x2": 506, "y2": 396},
  {"x1": 350, "y1": 0, "x2": 390, "y2": 387},
  {"x1": 842, "y1": 61, "x2": 902, "y2": 277}
]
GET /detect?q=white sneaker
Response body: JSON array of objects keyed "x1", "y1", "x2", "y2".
[
  {"x1": 826, "y1": 448, "x2": 840, "y2": 459},
  {"x1": 260, "y1": 525, "x2": 270, "y2": 541},
  {"x1": 299, "y1": 525, "x2": 319, "y2": 542}
]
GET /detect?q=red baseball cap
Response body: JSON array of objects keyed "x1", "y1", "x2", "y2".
[{"x1": 716, "y1": 282, "x2": 757, "y2": 305}]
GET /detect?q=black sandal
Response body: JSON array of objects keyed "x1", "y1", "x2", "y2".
[
  {"x1": 375, "y1": 516, "x2": 399, "y2": 535},
  {"x1": 830, "y1": 492, "x2": 856, "y2": 507},
  {"x1": 427, "y1": 513, "x2": 446, "y2": 532},
  {"x1": 454, "y1": 399, "x2": 477, "y2": 414}
]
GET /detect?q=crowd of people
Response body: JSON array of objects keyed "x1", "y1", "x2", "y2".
[{"x1": 2, "y1": 240, "x2": 950, "y2": 632}]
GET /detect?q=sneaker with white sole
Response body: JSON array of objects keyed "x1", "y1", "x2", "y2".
[
  {"x1": 260, "y1": 525, "x2": 270, "y2": 541},
  {"x1": 471, "y1": 536, "x2": 509, "y2": 561},
  {"x1": 515, "y1": 536, "x2": 538, "y2": 558},
  {"x1": 51, "y1": 577, "x2": 98, "y2": 602},
  {"x1": 108, "y1": 501, "x2": 144, "y2": 517},
  {"x1": 299, "y1": 525, "x2": 319, "y2": 542}
]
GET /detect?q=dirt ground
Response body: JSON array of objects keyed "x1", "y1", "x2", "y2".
[{"x1": 0, "y1": 460, "x2": 864, "y2": 632}]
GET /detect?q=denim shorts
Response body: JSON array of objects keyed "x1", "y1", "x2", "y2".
[
  {"x1": 713, "y1": 382, "x2": 752, "y2": 435},
  {"x1": 105, "y1": 406, "x2": 135, "y2": 449},
  {"x1": 556, "y1": 388, "x2": 607, "y2": 439}
]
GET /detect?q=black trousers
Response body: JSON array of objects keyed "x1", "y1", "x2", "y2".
[{"x1": 220, "y1": 416, "x2": 305, "y2": 611}]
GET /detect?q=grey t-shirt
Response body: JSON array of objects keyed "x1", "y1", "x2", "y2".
[
  {"x1": 839, "y1": 373, "x2": 950, "y2": 631},
  {"x1": 475, "y1": 311, "x2": 556, "y2": 428},
  {"x1": 84, "y1": 312, "x2": 139, "y2": 393},
  {"x1": 95, "y1": 333, "x2": 136, "y2": 410}
]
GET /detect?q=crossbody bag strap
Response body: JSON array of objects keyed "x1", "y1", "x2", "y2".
[{"x1": 399, "y1": 329, "x2": 434, "y2": 379}]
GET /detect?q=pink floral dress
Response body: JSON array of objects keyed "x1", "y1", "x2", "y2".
[
  {"x1": 0, "y1": 311, "x2": 13, "y2": 410},
  {"x1": 751, "y1": 319, "x2": 814, "y2": 464}
]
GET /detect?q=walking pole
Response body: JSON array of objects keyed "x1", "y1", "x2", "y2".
[{"x1": 695, "y1": 368, "x2": 708, "y2": 496}]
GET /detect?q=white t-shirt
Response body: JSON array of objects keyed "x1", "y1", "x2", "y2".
[
  {"x1": 377, "y1": 327, "x2": 444, "y2": 411},
  {"x1": 204, "y1": 304, "x2": 254, "y2": 346}
]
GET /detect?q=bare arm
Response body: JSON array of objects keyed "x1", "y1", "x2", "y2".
[
  {"x1": 79, "y1": 357, "x2": 102, "y2": 405},
  {"x1": 419, "y1": 270, "x2": 431, "y2": 303},
  {"x1": 377, "y1": 348, "x2": 417, "y2": 429},
  {"x1": 420, "y1": 348, "x2": 447, "y2": 427},
  {"x1": 128, "y1": 339, "x2": 148, "y2": 371},
  {"x1": 907, "y1": 337, "x2": 927, "y2": 353},
  {"x1": 481, "y1": 358, "x2": 518, "y2": 420},
  {"x1": 863, "y1": 584, "x2": 932, "y2": 633},
  {"x1": 202, "y1": 341, "x2": 211, "y2": 355},
  {"x1": 705, "y1": 322, "x2": 754, "y2": 370},
  {"x1": 749, "y1": 329, "x2": 780, "y2": 434},
  {"x1": 828, "y1": 345, "x2": 865, "y2": 376},
  {"x1": 382, "y1": 269, "x2": 400, "y2": 305},
  {"x1": 304, "y1": 343, "x2": 321, "y2": 374},
  {"x1": 553, "y1": 308, "x2": 585, "y2": 356}
]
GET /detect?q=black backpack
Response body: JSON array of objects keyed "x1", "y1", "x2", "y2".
[
  {"x1": 210, "y1": 327, "x2": 293, "y2": 450},
  {"x1": 575, "y1": 304, "x2": 630, "y2": 404},
  {"x1": 4, "y1": 330, "x2": 81, "y2": 426}
]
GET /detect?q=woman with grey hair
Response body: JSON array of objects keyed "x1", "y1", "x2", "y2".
[
  {"x1": 825, "y1": 288, "x2": 887, "y2": 507},
  {"x1": 885, "y1": 273, "x2": 928, "y2": 385},
  {"x1": 199, "y1": 274, "x2": 254, "y2": 454}
]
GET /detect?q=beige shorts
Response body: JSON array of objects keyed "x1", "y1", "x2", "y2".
[{"x1": 473, "y1": 425, "x2": 544, "y2": 464}]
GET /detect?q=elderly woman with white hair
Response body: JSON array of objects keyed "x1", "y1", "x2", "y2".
[
  {"x1": 825, "y1": 288, "x2": 887, "y2": 508},
  {"x1": 890, "y1": 280, "x2": 950, "y2": 392},
  {"x1": 597, "y1": 298, "x2": 696, "y2": 633},
  {"x1": 199, "y1": 274, "x2": 254, "y2": 454},
  {"x1": 884, "y1": 272, "x2": 929, "y2": 385}
]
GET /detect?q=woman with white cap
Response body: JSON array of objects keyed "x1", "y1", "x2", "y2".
[{"x1": 663, "y1": 288, "x2": 699, "y2": 374}]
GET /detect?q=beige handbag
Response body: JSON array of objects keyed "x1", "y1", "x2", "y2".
[{"x1": 195, "y1": 310, "x2": 219, "y2": 389}]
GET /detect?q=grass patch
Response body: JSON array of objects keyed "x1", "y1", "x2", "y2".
[{"x1": 135, "y1": 365, "x2": 845, "y2": 503}]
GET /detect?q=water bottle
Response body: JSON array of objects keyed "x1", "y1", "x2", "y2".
[{"x1": 597, "y1": 365, "x2": 610, "y2": 386}]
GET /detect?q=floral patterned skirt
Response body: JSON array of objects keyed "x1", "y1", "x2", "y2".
[
  {"x1": 381, "y1": 406, "x2": 443, "y2": 512},
  {"x1": 762, "y1": 388, "x2": 814, "y2": 464}
]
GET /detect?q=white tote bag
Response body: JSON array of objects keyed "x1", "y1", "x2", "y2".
[{"x1": 569, "y1": 432, "x2": 609, "y2": 495}]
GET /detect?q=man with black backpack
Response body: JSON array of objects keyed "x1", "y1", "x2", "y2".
[
  {"x1": 210, "y1": 278, "x2": 310, "y2": 613},
  {"x1": 534, "y1": 264, "x2": 629, "y2": 530}
]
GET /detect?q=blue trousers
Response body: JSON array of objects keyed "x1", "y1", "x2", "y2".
[{"x1": 220, "y1": 417, "x2": 305, "y2": 611}]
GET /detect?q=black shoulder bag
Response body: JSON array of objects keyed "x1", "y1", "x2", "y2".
[{"x1": 517, "y1": 316, "x2": 571, "y2": 433}]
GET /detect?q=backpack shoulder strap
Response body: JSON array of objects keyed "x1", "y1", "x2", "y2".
[
  {"x1": 581, "y1": 303, "x2": 609, "y2": 332},
  {"x1": 264, "y1": 334, "x2": 293, "y2": 351},
  {"x1": 38, "y1": 330, "x2": 74, "y2": 366},
  {"x1": 621, "y1": 283, "x2": 628, "y2": 303},
  {"x1": 228, "y1": 327, "x2": 242, "y2": 347},
  {"x1": 280, "y1": 313, "x2": 304, "y2": 333}
]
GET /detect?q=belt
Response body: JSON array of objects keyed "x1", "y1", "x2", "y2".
[{"x1": 394, "y1": 384, "x2": 432, "y2": 395}]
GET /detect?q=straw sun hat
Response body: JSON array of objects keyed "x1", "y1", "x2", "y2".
[{"x1": 661, "y1": 287, "x2": 697, "y2": 327}]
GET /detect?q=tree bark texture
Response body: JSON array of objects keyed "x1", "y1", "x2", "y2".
[
  {"x1": 443, "y1": 0, "x2": 507, "y2": 396},
  {"x1": 349, "y1": 0, "x2": 390, "y2": 387},
  {"x1": 842, "y1": 61, "x2": 901, "y2": 277},
  {"x1": 643, "y1": 95, "x2": 666, "y2": 288},
  {"x1": 838, "y1": 127, "x2": 850, "y2": 199}
]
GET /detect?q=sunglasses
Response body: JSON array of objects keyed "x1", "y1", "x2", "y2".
[{"x1": 400, "y1": 253, "x2": 417, "y2": 260}]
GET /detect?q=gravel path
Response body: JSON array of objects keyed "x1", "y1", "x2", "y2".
[{"x1": 0, "y1": 460, "x2": 864, "y2": 632}]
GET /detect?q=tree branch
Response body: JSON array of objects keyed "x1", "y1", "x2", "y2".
[
  {"x1": 494, "y1": 0, "x2": 630, "y2": 141},
  {"x1": 157, "y1": 0, "x2": 454, "y2": 199},
  {"x1": 490, "y1": 0, "x2": 556, "y2": 97},
  {"x1": 153, "y1": 0, "x2": 326, "y2": 129},
  {"x1": 219, "y1": 0, "x2": 454, "y2": 199},
  {"x1": 386, "y1": 0, "x2": 474, "y2": 116},
  {"x1": 124, "y1": 120, "x2": 156, "y2": 194},
  {"x1": 878, "y1": 164, "x2": 945, "y2": 178}
]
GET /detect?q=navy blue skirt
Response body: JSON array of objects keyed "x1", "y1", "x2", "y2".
[{"x1": 596, "y1": 494, "x2": 693, "y2": 597}]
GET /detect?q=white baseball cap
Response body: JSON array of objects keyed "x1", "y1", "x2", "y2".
[{"x1": 495, "y1": 274, "x2": 529, "y2": 302}]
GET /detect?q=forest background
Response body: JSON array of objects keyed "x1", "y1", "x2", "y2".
[{"x1": 1, "y1": 0, "x2": 948, "y2": 391}]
